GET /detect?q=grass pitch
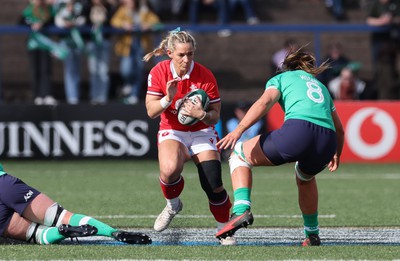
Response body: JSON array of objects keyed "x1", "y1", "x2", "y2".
[{"x1": 0, "y1": 160, "x2": 399, "y2": 260}]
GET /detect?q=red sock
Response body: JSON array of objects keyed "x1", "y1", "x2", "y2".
[
  {"x1": 159, "y1": 176, "x2": 184, "y2": 199},
  {"x1": 209, "y1": 194, "x2": 232, "y2": 223}
]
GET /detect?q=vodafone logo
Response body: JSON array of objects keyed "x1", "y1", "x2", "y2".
[{"x1": 346, "y1": 107, "x2": 397, "y2": 159}]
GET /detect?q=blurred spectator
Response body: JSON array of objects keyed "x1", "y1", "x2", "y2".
[
  {"x1": 147, "y1": 0, "x2": 185, "y2": 21},
  {"x1": 189, "y1": 0, "x2": 228, "y2": 25},
  {"x1": 214, "y1": 119, "x2": 223, "y2": 138},
  {"x1": 84, "y1": 0, "x2": 115, "y2": 105},
  {"x1": 328, "y1": 66, "x2": 366, "y2": 100},
  {"x1": 138, "y1": 0, "x2": 164, "y2": 53},
  {"x1": 227, "y1": 0, "x2": 259, "y2": 25},
  {"x1": 366, "y1": 0, "x2": 400, "y2": 99},
  {"x1": 190, "y1": 0, "x2": 259, "y2": 36},
  {"x1": 20, "y1": 0, "x2": 62, "y2": 105},
  {"x1": 55, "y1": 0, "x2": 89, "y2": 104},
  {"x1": 222, "y1": 101, "x2": 263, "y2": 160},
  {"x1": 325, "y1": 0, "x2": 346, "y2": 20},
  {"x1": 111, "y1": 0, "x2": 161, "y2": 105},
  {"x1": 271, "y1": 39, "x2": 299, "y2": 75},
  {"x1": 317, "y1": 41, "x2": 351, "y2": 86},
  {"x1": 226, "y1": 101, "x2": 262, "y2": 142}
]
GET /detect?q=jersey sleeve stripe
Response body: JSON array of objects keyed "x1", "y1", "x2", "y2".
[
  {"x1": 209, "y1": 98, "x2": 221, "y2": 104},
  {"x1": 147, "y1": 91, "x2": 164, "y2": 97}
]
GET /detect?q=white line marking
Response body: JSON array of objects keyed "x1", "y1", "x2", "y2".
[
  {"x1": 319, "y1": 173, "x2": 400, "y2": 179},
  {"x1": 60, "y1": 227, "x2": 400, "y2": 246},
  {"x1": 93, "y1": 214, "x2": 336, "y2": 219}
]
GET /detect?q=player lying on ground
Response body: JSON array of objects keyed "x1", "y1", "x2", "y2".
[{"x1": 0, "y1": 164, "x2": 151, "y2": 245}]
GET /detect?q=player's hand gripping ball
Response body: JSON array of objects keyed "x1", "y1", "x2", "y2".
[{"x1": 177, "y1": 89, "x2": 210, "y2": 125}]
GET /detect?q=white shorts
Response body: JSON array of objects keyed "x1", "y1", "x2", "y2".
[{"x1": 158, "y1": 127, "x2": 219, "y2": 156}]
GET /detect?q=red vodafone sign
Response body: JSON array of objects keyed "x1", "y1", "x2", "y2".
[
  {"x1": 266, "y1": 101, "x2": 400, "y2": 163},
  {"x1": 336, "y1": 102, "x2": 399, "y2": 162}
]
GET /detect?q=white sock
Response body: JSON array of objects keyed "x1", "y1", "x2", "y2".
[{"x1": 166, "y1": 198, "x2": 180, "y2": 210}]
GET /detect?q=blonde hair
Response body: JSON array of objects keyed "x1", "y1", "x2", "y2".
[
  {"x1": 142, "y1": 29, "x2": 197, "y2": 62},
  {"x1": 280, "y1": 46, "x2": 330, "y2": 76}
]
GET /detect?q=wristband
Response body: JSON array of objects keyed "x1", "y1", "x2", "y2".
[
  {"x1": 160, "y1": 96, "x2": 172, "y2": 109},
  {"x1": 199, "y1": 111, "x2": 207, "y2": 121}
]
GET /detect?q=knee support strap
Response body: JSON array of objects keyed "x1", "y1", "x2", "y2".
[
  {"x1": 295, "y1": 162, "x2": 315, "y2": 181},
  {"x1": 228, "y1": 142, "x2": 252, "y2": 175},
  {"x1": 44, "y1": 202, "x2": 67, "y2": 227},
  {"x1": 196, "y1": 160, "x2": 223, "y2": 198}
]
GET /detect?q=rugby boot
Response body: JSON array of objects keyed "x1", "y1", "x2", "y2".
[
  {"x1": 112, "y1": 231, "x2": 152, "y2": 244},
  {"x1": 215, "y1": 210, "x2": 254, "y2": 239},
  {"x1": 58, "y1": 224, "x2": 98, "y2": 238},
  {"x1": 154, "y1": 199, "x2": 183, "y2": 232},
  {"x1": 302, "y1": 234, "x2": 321, "y2": 246}
]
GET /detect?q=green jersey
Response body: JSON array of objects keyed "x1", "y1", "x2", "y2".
[
  {"x1": 0, "y1": 164, "x2": 6, "y2": 176},
  {"x1": 22, "y1": 3, "x2": 55, "y2": 25},
  {"x1": 265, "y1": 70, "x2": 336, "y2": 131}
]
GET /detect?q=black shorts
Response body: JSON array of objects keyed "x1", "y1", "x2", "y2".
[
  {"x1": 0, "y1": 174, "x2": 40, "y2": 236},
  {"x1": 260, "y1": 119, "x2": 337, "y2": 175}
]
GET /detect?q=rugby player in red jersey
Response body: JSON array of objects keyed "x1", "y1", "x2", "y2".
[{"x1": 144, "y1": 28, "x2": 234, "y2": 245}]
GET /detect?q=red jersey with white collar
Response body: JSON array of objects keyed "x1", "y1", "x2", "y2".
[{"x1": 147, "y1": 60, "x2": 220, "y2": 131}]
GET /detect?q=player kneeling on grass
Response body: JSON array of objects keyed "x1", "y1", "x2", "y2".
[
  {"x1": 215, "y1": 47, "x2": 345, "y2": 246},
  {"x1": 0, "y1": 164, "x2": 151, "y2": 245}
]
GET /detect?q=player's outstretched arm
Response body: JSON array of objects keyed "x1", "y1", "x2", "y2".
[{"x1": 217, "y1": 88, "x2": 280, "y2": 150}]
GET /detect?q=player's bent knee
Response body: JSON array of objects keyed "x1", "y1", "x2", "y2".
[
  {"x1": 228, "y1": 142, "x2": 253, "y2": 175},
  {"x1": 44, "y1": 202, "x2": 67, "y2": 227}
]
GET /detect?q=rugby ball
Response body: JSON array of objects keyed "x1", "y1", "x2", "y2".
[{"x1": 177, "y1": 89, "x2": 210, "y2": 126}]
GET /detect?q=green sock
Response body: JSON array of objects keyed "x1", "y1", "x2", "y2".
[
  {"x1": 232, "y1": 187, "x2": 251, "y2": 215},
  {"x1": 302, "y1": 212, "x2": 319, "y2": 237},
  {"x1": 38, "y1": 226, "x2": 65, "y2": 244},
  {"x1": 70, "y1": 214, "x2": 117, "y2": 237}
]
